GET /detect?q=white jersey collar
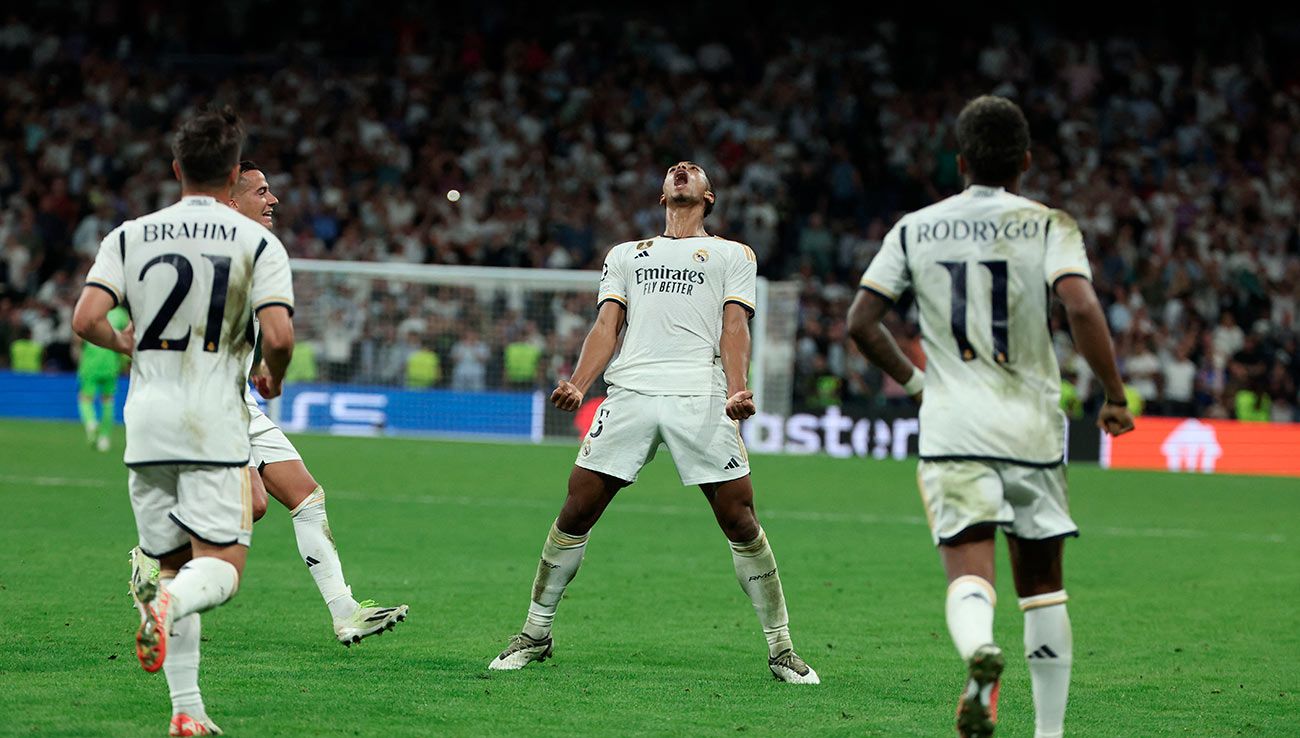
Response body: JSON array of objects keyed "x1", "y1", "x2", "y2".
[
  {"x1": 965, "y1": 185, "x2": 1006, "y2": 197},
  {"x1": 181, "y1": 195, "x2": 217, "y2": 206}
]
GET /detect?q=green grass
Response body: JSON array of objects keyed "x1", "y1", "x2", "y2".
[{"x1": 0, "y1": 419, "x2": 1297, "y2": 737}]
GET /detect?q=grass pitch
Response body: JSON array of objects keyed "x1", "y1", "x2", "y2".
[{"x1": 1, "y1": 419, "x2": 1296, "y2": 736}]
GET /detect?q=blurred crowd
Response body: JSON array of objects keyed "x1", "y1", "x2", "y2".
[{"x1": 1, "y1": 5, "x2": 1297, "y2": 421}]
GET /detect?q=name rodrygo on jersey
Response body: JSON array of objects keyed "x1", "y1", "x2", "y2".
[
  {"x1": 597, "y1": 235, "x2": 757, "y2": 397},
  {"x1": 85, "y1": 195, "x2": 294, "y2": 466},
  {"x1": 860, "y1": 185, "x2": 1091, "y2": 465}
]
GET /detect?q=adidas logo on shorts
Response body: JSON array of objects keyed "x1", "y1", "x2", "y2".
[{"x1": 723, "y1": 457, "x2": 741, "y2": 470}]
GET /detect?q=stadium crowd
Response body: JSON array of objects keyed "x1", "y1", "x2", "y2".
[{"x1": 1, "y1": 6, "x2": 1297, "y2": 421}]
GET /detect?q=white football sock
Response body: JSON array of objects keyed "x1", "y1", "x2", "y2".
[
  {"x1": 290, "y1": 487, "x2": 359, "y2": 620},
  {"x1": 730, "y1": 528, "x2": 794, "y2": 657},
  {"x1": 521, "y1": 522, "x2": 588, "y2": 640},
  {"x1": 1021, "y1": 591, "x2": 1072, "y2": 738},
  {"x1": 167, "y1": 558, "x2": 238, "y2": 621},
  {"x1": 160, "y1": 589, "x2": 206, "y2": 719},
  {"x1": 946, "y1": 575, "x2": 997, "y2": 661}
]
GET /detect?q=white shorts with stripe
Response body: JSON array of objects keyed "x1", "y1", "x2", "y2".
[
  {"x1": 248, "y1": 401, "x2": 302, "y2": 468},
  {"x1": 129, "y1": 465, "x2": 253, "y2": 558},
  {"x1": 575, "y1": 387, "x2": 750, "y2": 486},
  {"x1": 916, "y1": 459, "x2": 1077, "y2": 546}
]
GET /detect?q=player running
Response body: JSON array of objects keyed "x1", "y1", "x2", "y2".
[
  {"x1": 488, "y1": 161, "x2": 818, "y2": 684},
  {"x1": 74, "y1": 304, "x2": 129, "y2": 451},
  {"x1": 74, "y1": 107, "x2": 295, "y2": 737},
  {"x1": 847, "y1": 96, "x2": 1135, "y2": 738},
  {"x1": 129, "y1": 160, "x2": 408, "y2": 647}
]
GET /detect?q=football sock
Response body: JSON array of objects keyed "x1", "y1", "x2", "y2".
[
  {"x1": 521, "y1": 522, "x2": 588, "y2": 640},
  {"x1": 166, "y1": 557, "x2": 239, "y2": 621},
  {"x1": 945, "y1": 575, "x2": 996, "y2": 660},
  {"x1": 77, "y1": 396, "x2": 96, "y2": 432},
  {"x1": 290, "y1": 487, "x2": 359, "y2": 619},
  {"x1": 1021, "y1": 591, "x2": 1072, "y2": 738},
  {"x1": 160, "y1": 576, "x2": 206, "y2": 718},
  {"x1": 98, "y1": 397, "x2": 114, "y2": 438},
  {"x1": 729, "y1": 528, "x2": 794, "y2": 657}
]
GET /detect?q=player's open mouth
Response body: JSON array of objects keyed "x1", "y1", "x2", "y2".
[{"x1": 673, "y1": 171, "x2": 689, "y2": 186}]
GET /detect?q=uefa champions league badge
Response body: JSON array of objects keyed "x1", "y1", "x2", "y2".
[{"x1": 693, "y1": 248, "x2": 709, "y2": 263}]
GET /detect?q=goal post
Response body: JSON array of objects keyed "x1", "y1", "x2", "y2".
[{"x1": 270, "y1": 259, "x2": 795, "y2": 443}]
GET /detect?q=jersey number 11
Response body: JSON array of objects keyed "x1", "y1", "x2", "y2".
[{"x1": 938, "y1": 260, "x2": 1008, "y2": 365}]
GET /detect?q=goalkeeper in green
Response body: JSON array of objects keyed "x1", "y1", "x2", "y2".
[{"x1": 75, "y1": 305, "x2": 130, "y2": 451}]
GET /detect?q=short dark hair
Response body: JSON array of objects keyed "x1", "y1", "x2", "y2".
[
  {"x1": 172, "y1": 106, "x2": 245, "y2": 187},
  {"x1": 956, "y1": 96, "x2": 1030, "y2": 183},
  {"x1": 239, "y1": 159, "x2": 258, "y2": 173}
]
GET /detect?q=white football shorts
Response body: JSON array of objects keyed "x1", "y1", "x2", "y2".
[
  {"x1": 916, "y1": 459, "x2": 1078, "y2": 545},
  {"x1": 248, "y1": 402, "x2": 302, "y2": 469},
  {"x1": 575, "y1": 387, "x2": 750, "y2": 486},
  {"x1": 129, "y1": 464, "x2": 253, "y2": 557}
]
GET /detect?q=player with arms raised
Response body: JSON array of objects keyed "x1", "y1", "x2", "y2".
[
  {"x1": 130, "y1": 160, "x2": 408, "y2": 647},
  {"x1": 848, "y1": 96, "x2": 1135, "y2": 737},
  {"x1": 489, "y1": 162, "x2": 818, "y2": 684},
  {"x1": 74, "y1": 107, "x2": 294, "y2": 736}
]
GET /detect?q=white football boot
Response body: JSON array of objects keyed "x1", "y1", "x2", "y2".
[
  {"x1": 488, "y1": 632, "x2": 554, "y2": 670},
  {"x1": 334, "y1": 600, "x2": 409, "y2": 646},
  {"x1": 768, "y1": 648, "x2": 820, "y2": 684},
  {"x1": 129, "y1": 546, "x2": 160, "y2": 618}
]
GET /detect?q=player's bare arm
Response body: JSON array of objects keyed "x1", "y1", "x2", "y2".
[
  {"x1": 72, "y1": 287, "x2": 134, "y2": 356},
  {"x1": 1054, "y1": 275, "x2": 1135, "y2": 436},
  {"x1": 846, "y1": 289, "x2": 923, "y2": 401},
  {"x1": 720, "y1": 302, "x2": 756, "y2": 420},
  {"x1": 256, "y1": 305, "x2": 294, "y2": 399},
  {"x1": 552, "y1": 299, "x2": 625, "y2": 412}
]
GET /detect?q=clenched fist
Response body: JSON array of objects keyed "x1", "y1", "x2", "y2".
[
  {"x1": 253, "y1": 374, "x2": 284, "y2": 400},
  {"x1": 552, "y1": 380, "x2": 584, "y2": 412},
  {"x1": 1098, "y1": 402, "x2": 1135, "y2": 437},
  {"x1": 725, "y1": 389, "x2": 756, "y2": 420}
]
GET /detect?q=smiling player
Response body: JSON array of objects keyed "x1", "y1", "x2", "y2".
[{"x1": 130, "y1": 160, "x2": 408, "y2": 648}]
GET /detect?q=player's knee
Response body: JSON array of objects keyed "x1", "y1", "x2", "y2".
[
  {"x1": 557, "y1": 499, "x2": 601, "y2": 534},
  {"x1": 718, "y1": 505, "x2": 760, "y2": 543},
  {"x1": 252, "y1": 494, "x2": 268, "y2": 522}
]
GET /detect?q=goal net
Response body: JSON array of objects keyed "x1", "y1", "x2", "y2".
[{"x1": 269, "y1": 259, "x2": 795, "y2": 443}]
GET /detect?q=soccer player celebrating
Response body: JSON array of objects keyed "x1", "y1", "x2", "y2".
[
  {"x1": 489, "y1": 162, "x2": 818, "y2": 684},
  {"x1": 74, "y1": 304, "x2": 129, "y2": 451},
  {"x1": 74, "y1": 107, "x2": 295, "y2": 736},
  {"x1": 130, "y1": 160, "x2": 408, "y2": 646},
  {"x1": 847, "y1": 96, "x2": 1135, "y2": 738}
]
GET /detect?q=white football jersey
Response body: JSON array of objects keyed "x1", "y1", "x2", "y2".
[
  {"x1": 598, "y1": 235, "x2": 757, "y2": 396},
  {"x1": 243, "y1": 316, "x2": 261, "y2": 412},
  {"x1": 85, "y1": 195, "x2": 294, "y2": 466},
  {"x1": 861, "y1": 185, "x2": 1091, "y2": 465}
]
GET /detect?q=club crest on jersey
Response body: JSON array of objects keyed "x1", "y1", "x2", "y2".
[
  {"x1": 693, "y1": 248, "x2": 709, "y2": 263},
  {"x1": 581, "y1": 439, "x2": 592, "y2": 456},
  {"x1": 633, "y1": 240, "x2": 654, "y2": 259}
]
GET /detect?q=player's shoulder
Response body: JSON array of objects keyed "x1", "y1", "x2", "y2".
[
  {"x1": 244, "y1": 218, "x2": 285, "y2": 251},
  {"x1": 707, "y1": 235, "x2": 757, "y2": 263},
  {"x1": 1000, "y1": 194, "x2": 1083, "y2": 240},
  {"x1": 606, "y1": 238, "x2": 648, "y2": 258},
  {"x1": 104, "y1": 218, "x2": 138, "y2": 242},
  {"x1": 1043, "y1": 205, "x2": 1081, "y2": 235}
]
